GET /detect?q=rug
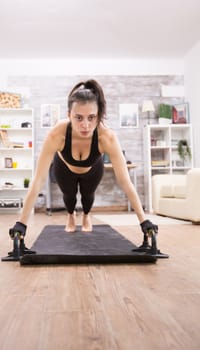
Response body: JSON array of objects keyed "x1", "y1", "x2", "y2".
[
  {"x1": 20, "y1": 224, "x2": 157, "y2": 265},
  {"x1": 93, "y1": 213, "x2": 190, "y2": 226}
]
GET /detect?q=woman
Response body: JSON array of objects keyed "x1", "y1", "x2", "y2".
[{"x1": 10, "y1": 79, "x2": 157, "y2": 242}]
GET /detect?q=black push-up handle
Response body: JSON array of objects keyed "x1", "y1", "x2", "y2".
[
  {"x1": 133, "y1": 229, "x2": 169, "y2": 259},
  {"x1": 1, "y1": 232, "x2": 36, "y2": 262}
]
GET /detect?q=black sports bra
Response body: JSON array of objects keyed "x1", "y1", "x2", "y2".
[{"x1": 60, "y1": 123, "x2": 102, "y2": 167}]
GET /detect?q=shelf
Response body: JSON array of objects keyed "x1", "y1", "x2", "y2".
[
  {"x1": 0, "y1": 207, "x2": 21, "y2": 211},
  {"x1": 0, "y1": 108, "x2": 34, "y2": 213},
  {"x1": 0, "y1": 147, "x2": 32, "y2": 151},
  {"x1": 0, "y1": 187, "x2": 29, "y2": 191},
  {"x1": 172, "y1": 167, "x2": 191, "y2": 170},
  {"x1": 0, "y1": 127, "x2": 32, "y2": 131},
  {"x1": 143, "y1": 124, "x2": 193, "y2": 212},
  {"x1": 0, "y1": 168, "x2": 32, "y2": 171},
  {"x1": 151, "y1": 166, "x2": 170, "y2": 170},
  {"x1": 151, "y1": 146, "x2": 170, "y2": 149}
]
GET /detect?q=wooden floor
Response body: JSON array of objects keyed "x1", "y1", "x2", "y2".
[{"x1": 0, "y1": 211, "x2": 200, "y2": 350}]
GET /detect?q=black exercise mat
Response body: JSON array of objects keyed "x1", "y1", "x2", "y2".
[{"x1": 20, "y1": 225, "x2": 157, "y2": 265}]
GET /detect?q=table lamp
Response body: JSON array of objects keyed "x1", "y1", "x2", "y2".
[{"x1": 142, "y1": 100, "x2": 155, "y2": 124}]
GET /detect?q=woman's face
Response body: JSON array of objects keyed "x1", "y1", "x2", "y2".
[{"x1": 69, "y1": 101, "x2": 98, "y2": 138}]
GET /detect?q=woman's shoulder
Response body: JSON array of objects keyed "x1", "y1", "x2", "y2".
[
  {"x1": 55, "y1": 118, "x2": 69, "y2": 128},
  {"x1": 98, "y1": 122, "x2": 115, "y2": 137},
  {"x1": 49, "y1": 119, "x2": 69, "y2": 136},
  {"x1": 97, "y1": 123, "x2": 117, "y2": 151},
  {"x1": 46, "y1": 119, "x2": 69, "y2": 150}
]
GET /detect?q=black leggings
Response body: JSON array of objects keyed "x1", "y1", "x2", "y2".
[{"x1": 52, "y1": 153, "x2": 104, "y2": 214}]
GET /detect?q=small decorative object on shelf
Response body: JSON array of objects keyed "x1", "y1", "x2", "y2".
[
  {"x1": 158, "y1": 104, "x2": 172, "y2": 124},
  {"x1": 23, "y1": 178, "x2": 30, "y2": 188},
  {"x1": 13, "y1": 142, "x2": 24, "y2": 148},
  {"x1": 21, "y1": 122, "x2": 32, "y2": 128},
  {"x1": 4, "y1": 182, "x2": 14, "y2": 189},
  {"x1": 0, "y1": 198, "x2": 21, "y2": 209},
  {"x1": 151, "y1": 160, "x2": 169, "y2": 167},
  {"x1": 0, "y1": 92, "x2": 21, "y2": 108},
  {"x1": 4, "y1": 157, "x2": 13, "y2": 168},
  {"x1": 0, "y1": 129, "x2": 12, "y2": 147},
  {"x1": 172, "y1": 103, "x2": 189, "y2": 124},
  {"x1": 177, "y1": 139, "x2": 191, "y2": 163}
]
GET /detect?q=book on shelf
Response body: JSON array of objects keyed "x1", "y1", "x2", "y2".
[{"x1": 151, "y1": 160, "x2": 169, "y2": 167}]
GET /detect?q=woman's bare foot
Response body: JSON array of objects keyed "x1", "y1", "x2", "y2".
[
  {"x1": 82, "y1": 213, "x2": 92, "y2": 232},
  {"x1": 65, "y1": 212, "x2": 76, "y2": 232}
]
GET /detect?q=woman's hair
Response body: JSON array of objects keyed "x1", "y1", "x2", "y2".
[{"x1": 68, "y1": 79, "x2": 106, "y2": 123}]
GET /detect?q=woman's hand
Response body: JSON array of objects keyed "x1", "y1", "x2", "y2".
[
  {"x1": 140, "y1": 220, "x2": 158, "y2": 235},
  {"x1": 9, "y1": 221, "x2": 27, "y2": 239}
]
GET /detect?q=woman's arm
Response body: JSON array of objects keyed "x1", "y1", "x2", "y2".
[{"x1": 100, "y1": 128, "x2": 145, "y2": 223}]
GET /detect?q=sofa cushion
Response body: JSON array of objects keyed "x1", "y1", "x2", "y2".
[
  {"x1": 160, "y1": 185, "x2": 186, "y2": 199},
  {"x1": 173, "y1": 185, "x2": 186, "y2": 198},
  {"x1": 160, "y1": 185, "x2": 174, "y2": 198}
]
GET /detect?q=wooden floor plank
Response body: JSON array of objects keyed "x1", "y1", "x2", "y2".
[{"x1": 0, "y1": 212, "x2": 200, "y2": 350}]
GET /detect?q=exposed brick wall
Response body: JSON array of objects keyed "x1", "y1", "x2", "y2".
[{"x1": 7, "y1": 75, "x2": 184, "y2": 210}]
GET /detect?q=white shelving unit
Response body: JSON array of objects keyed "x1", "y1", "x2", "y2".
[
  {"x1": 143, "y1": 124, "x2": 193, "y2": 212},
  {"x1": 0, "y1": 108, "x2": 34, "y2": 212}
]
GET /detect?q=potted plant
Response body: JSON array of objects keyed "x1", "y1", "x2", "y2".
[
  {"x1": 23, "y1": 178, "x2": 30, "y2": 188},
  {"x1": 158, "y1": 103, "x2": 172, "y2": 124},
  {"x1": 177, "y1": 139, "x2": 191, "y2": 164}
]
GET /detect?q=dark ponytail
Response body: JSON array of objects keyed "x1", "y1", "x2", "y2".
[{"x1": 68, "y1": 79, "x2": 106, "y2": 123}]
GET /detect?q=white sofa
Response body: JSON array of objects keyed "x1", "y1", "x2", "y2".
[{"x1": 152, "y1": 168, "x2": 200, "y2": 223}]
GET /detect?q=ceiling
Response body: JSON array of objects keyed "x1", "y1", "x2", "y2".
[{"x1": 0, "y1": 0, "x2": 200, "y2": 59}]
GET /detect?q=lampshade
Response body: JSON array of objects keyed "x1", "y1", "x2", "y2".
[{"x1": 142, "y1": 100, "x2": 155, "y2": 113}]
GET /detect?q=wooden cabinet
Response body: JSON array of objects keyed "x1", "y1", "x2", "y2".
[
  {"x1": 0, "y1": 108, "x2": 34, "y2": 212},
  {"x1": 143, "y1": 124, "x2": 193, "y2": 212}
]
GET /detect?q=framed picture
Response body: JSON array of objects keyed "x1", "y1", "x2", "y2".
[
  {"x1": 4, "y1": 157, "x2": 13, "y2": 168},
  {"x1": 119, "y1": 103, "x2": 139, "y2": 128},
  {"x1": 41, "y1": 104, "x2": 60, "y2": 128},
  {"x1": 172, "y1": 103, "x2": 189, "y2": 124}
]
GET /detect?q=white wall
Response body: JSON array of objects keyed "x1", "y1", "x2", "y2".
[
  {"x1": 0, "y1": 58, "x2": 184, "y2": 89},
  {"x1": 185, "y1": 41, "x2": 200, "y2": 167}
]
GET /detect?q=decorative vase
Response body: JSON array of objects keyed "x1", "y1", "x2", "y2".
[{"x1": 158, "y1": 118, "x2": 172, "y2": 125}]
